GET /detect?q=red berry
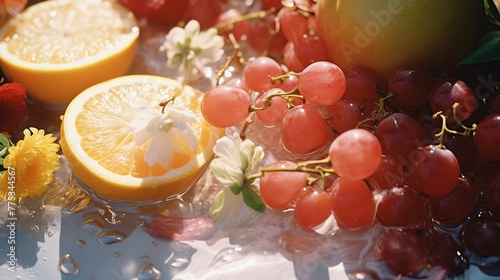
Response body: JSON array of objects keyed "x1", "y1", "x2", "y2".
[{"x1": 0, "y1": 82, "x2": 27, "y2": 132}]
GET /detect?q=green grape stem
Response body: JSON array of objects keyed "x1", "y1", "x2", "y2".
[
  {"x1": 246, "y1": 157, "x2": 335, "y2": 190},
  {"x1": 433, "y1": 102, "x2": 477, "y2": 149},
  {"x1": 250, "y1": 87, "x2": 303, "y2": 111},
  {"x1": 356, "y1": 92, "x2": 395, "y2": 128}
]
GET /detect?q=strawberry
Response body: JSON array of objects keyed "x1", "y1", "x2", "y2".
[{"x1": 0, "y1": 82, "x2": 27, "y2": 132}]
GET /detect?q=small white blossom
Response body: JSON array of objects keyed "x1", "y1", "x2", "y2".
[
  {"x1": 161, "y1": 20, "x2": 224, "y2": 82},
  {"x1": 209, "y1": 132, "x2": 264, "y2": 188},
  {"x1": 128, "y1": 104, "x2": 199, "y2": 168}
]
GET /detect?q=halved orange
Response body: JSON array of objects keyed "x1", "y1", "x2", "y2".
[
  {"x1": 0, "y1": 0, "x2": 139, "y2": 105},
  {"x1": 59, "y1": 75, "x2": 225, "y2": 202}
]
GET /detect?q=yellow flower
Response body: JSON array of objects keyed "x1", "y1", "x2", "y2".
[{"x1": 0, "y1": 127, "x2": 60, "y2": 202}]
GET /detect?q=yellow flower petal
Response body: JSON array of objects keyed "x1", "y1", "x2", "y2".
[{"x1": 0, "y1": 127, "x2": 60, "y2": 202}]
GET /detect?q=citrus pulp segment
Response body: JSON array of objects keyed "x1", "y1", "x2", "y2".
[
  {"x1": 60, "y1": 75, "x2": 225, "y2": 202},
  {"x1": 0, "y1": 0, "x2": 140, "y2": 105}
]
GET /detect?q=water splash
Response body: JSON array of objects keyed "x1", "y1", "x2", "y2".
[{"x1": 62, "y1": 185, "x2": 90, "y2": 214}]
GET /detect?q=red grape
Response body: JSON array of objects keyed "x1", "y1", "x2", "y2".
[
  {"x1": 408, "y1": 145, "x2": 460, "y2": 197},
  {"x1": 343, "y1": 67, "x2": 380, "y2": 106},
  {"x1": 183, "y1": 0, "x2": 224, "y2": 30},
  {"x1": 473, "y1": 114, "x2": 500, "y2": 161},
  {"x1": 329, "y1": 128, "x2": 382, "y2": 180},
  {"x1": 424, "y1": 228, "x2": 469, "y2": 276},
  {"x1": 375, "y1": 112, "x2": 431, "y2": 166},
  {"x1": 430, "y1": 175, "x2": 479, "y2": 227},
  {"x1": 387, "y1": 67, "x2": 434, "y2": 106},
  {"x1": 430, "y1": 79, "x2": 476, "y2": 123},
  {"x1": 259, "y1": 161, "x2": 308, "y2": 210},
  {"x1": 294, "y1": 188, "x2": 332, "y2": 229},
  {"x1": 484, "y1": 174, "x2": 500, "y2": 217},
  {"x1": 244, "y1": 56, "x2": 283, "y2": 93},
  {"x1": 146, "y1": 0, "x2": 190, "y2": 27},
  {"x1": 297, "y1": 61, "x2": 346, "y2": 106},
  {"x1": 277, "y1": 8, "x2": 308, "y2": 44},
  {"x1": 462, "y1": 212, "x2": 500, "y2": 257},
  {"x1": 380, "y1": 228, "x2": 429, "y2": 275},
  {"x1": 377, "y1": 185, "x2": 426, "y2": 227},
  {"x1": 330, "y1": 177, "x2": 376, "y2": 231},
  {"x1": 201, "y1": 84, "x2": 251, "y2": 127},
  {"x1": 321, "y1": 99, "x2": 365, "y2": 134},
  {"x1": 281, "y1": 104, "x2": 330, "y2": 155},
  {"x1": 215, "y1": 9, "x2": 249, "y2": 41},
  {"x1": 368, "y1": 155, "x2": 406, "y2": 190},
  {"x1": 294, "y1": 34, "x2": 329, "y2": 67}
]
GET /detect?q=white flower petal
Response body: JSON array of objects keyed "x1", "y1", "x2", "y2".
[{"x1": 210, "y1": 158, "x2": 244, "y2": 186}]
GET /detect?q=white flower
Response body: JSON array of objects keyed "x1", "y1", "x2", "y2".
[
  {"x1": 128, "y1": 104, "x2": 199, "y2": 168},
  {"x1": 209, "y1": 132, "x2": 264, "y2": 189},
  {"x1": 161, "y1": 20, "x2": 224, "y2": 82}
]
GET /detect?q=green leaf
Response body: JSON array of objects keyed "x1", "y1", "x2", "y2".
[
  {"x1": 485, "y1": 0, "x2": 500, "y2": 25},
  {"x1": 241, "y1": 184, "x2": 266, "y2": 213},
  {"x1": 230, "y1": 184, "x2": 242, "y2": 195},
  {"x1": 458, "y1": 31, "x2": 500, "y2": 65},
  {"x1": 0, "y1": 134, "x2": 10, "y2": 170}
]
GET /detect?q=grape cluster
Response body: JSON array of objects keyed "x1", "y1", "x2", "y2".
[
  {"x1": 124, "y1": 0, "x2": 500, "y2": 278},
  {"x1": 201, "y1": 52, "x2": 500, "y2": 277}
]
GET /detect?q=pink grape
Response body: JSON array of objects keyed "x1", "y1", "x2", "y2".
[
  {"x1": 255, "y1": 88, "x2": 289, "y2": 125},
  {"x1": 201, "y1": 85, "x2": 251, "y2": 128},
  {"x1": 329, "y1": 128, "x2": 382, "y2": 180},
  {"x1": 277, "y1": 8, "x2": 308, "y2": 44},
  {"x1": 281, "y1": 104, "x2": 330, "y2": 154},
  {"x1": 244, "y1": 56, "x2": 283, "y2": 93},
  {"x1": 259, "y1": 161, "x2": 308, "y2": 210},
  {"x1": 297, "y1": 61, "x2": 346, "y2": 106}
]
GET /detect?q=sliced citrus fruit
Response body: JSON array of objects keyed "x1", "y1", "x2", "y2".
[
  {"x1": 60, "y1": 75, "x2": 225, "y2": 202},
  {"x1": 0, "y1": 0, "x2": 139, "y2": 105}
]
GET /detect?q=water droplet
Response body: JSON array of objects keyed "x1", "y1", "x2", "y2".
[
  {"x1": 29, "y1": 225, "x2": 40, "y2": 232},
  {"x1": 97, "y1": 230, "x2": 126, "y2": 245},
  {"x1": 81, "y1": 220, "x2": 102, "y2": 234},
  {"x1": 210, "y1": 246, "x2": 244, "y2": 268},
  {"x1": 74, "y1": 239, "x2": 87, "y2": 248},
  {"x1": 137, "y1": 263, "x2": 161, "y2": 280},
  {"x1": 47, "y1": 231, "x2": 54, "y2": 237},
  {"x1": 27, "y1": 210, "x2": 36, "y2": 218},
  {"x1": 113, "y1": 252, "x2": 121, "y2": 258},
  {"x1": 139, "y1": 255, "x2": 150, "y2": 263},
  {"x1": 59, "y1": 254, "x2": 79, "y2": 275},
  {"x1": 43, "y1": 257, "x2": 47, "y2": 261},
  {"x1": 151, "y1": 241, "x2": 159, "y2": 247},
  {"x1": 169, "y1": 258, "x2": 190, "y2": 269}
]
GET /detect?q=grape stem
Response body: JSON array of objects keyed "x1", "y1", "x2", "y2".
[
  {"x1": 250, "y1": 87, "x2": 304, "y2": 111},
  {"x1": 215, "y1": 33, "x2": 245, "y2": 85},
  {"x1": 270, "y1": 72, "x2": 300, "y2": 84},
  {"x1": 246, "y1": 157, "x2": 335, "y2": 190},
  {"x1": 215, "y1": 8, "x2": 277, "y2": 33},
  {"x1": 433, "y1": 102, "x2": 477, "y2": 149},
  {"x1": 356, "y1": 93, "x2": 394, "y2": 128}
]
